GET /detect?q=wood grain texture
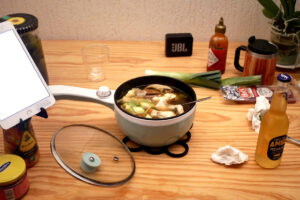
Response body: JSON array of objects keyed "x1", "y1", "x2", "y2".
[{"x1": 1, "y1": 41, "x2": 300, "y2": 200}]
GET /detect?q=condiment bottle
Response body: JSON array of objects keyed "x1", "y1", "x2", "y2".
[
  {"x1": 2, "y1": 118, "x2": 40, "y2": 168},
  {"x1": 255, "y1": 73, "x2": 291, "y2": 168},
  {"x1": 207, "y1": 17, "x2": 228, "y2": 74},
  {"x1": 0, "y1": 13, "x2": 49, "y2": 84}
]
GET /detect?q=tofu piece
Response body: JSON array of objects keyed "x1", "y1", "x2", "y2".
[
  {"x1": 155, "y1": 97, "x2": 169, "y2": 111},
  {"x1": 157, "y1": 111, "x2": 176, "y2": 118},
  {"x1": 167, "y1": 104, "x2": 184, "y2": 114},
  {"x1": 150, "y1": 110, "x2": 175, "y2": 118},
  {"x1": 163, "y1": 93, "x2": 176, "y2": 101}
]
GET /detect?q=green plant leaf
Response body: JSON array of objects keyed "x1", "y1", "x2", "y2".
[
  {"x1": 263, "y1": 8, "x2": 277, "y2": 18},
  {"x1": 287, "y1": 0, "x2": 296, "y2": 18},
  {"x1": 257, "y1": 0, "x2": 282, "y2": 19},
  {"x1": 293, "y1": 11, "x2": 300, "y2": 17},
  {"x1": 280, "y1": 0, "x2": 297, "y2": 19},
  {"x1": 290, "y1": 19, "x2": 300, "y2": 28},
  {"x1": 288, "y1": 20, "x2": 300, "y2": 32},
  {"x1": 280, "y1": 0, "x2": 290, "y2": 18}
]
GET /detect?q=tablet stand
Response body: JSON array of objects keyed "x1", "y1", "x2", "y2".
[{"x1": 36, "y1": 107, "x2": 48, "y2": 119}]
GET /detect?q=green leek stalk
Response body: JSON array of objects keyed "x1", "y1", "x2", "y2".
[
  {"x1": 145, "y1": 70, "x2": 221, "y2": 90},
  {"x1": 145, "y1": 70, "x2": 262, "y2": 89},
  {"x1": 221, "y1": 75, "x2": 262, "y2": 86}
]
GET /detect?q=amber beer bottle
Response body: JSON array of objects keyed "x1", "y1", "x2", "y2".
[{"x1": 255, "y1": 73, "x2": 291, "y2": 168}]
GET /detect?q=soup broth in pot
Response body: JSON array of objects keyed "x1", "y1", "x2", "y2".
[{"x1": 117, "y1": 84, "x2": 193, "y2": 119}]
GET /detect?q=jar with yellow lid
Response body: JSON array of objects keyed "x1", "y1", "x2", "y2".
[
  {"x1": 0, "y1": 13, "x2": 49, "y2": 84},
  {"x1": 0, "y1": 154, "x2": 29, "y2": 200}
]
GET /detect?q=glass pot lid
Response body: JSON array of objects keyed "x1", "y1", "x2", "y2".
[{"x1": 50, "y1": 124, "x2": 135, "y2": 186}]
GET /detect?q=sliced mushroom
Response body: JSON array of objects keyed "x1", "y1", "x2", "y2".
[
  {"x1": 143, "y1": 88, "x2": 161, "y2": 95},
  {"x1": 145, "y1": 84, "x2": 173, "y2": 93}
]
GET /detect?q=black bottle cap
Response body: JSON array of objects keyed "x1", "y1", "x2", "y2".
[
  {"x1": 248, "y1": 36, "x2": 277, "y2": 55},
  {"x1": 0, "y1": 13, "x2": 38, "y2": 34}
]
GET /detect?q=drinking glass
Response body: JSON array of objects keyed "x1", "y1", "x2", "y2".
[{"x1": 82, "y1": 44, "x2": 109, "y2": 81}]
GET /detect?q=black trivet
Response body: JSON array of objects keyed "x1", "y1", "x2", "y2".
[{"x1": 122, "y1": 131, "x2": 191, "y2": 158}]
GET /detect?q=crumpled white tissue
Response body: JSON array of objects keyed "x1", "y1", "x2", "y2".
[
  {"x1": 247, "y1": 96, "x2": 270, "y2": 133},
  {"x1": 211, "y1": 145, "x2": 248, "y2": 165}
]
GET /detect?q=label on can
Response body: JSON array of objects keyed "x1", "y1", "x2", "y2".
[
  {"x1": 4, "y1": 188, "x2": 15, "y2": 200},
  {"x1": 0, "y1": 175, "x2": 30, "y2": 200},
  {"x1": 267, "y1": 135, "x2": 287, "y2": 160}
]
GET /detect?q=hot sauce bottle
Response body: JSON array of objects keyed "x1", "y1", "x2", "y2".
[{"x1": 207, "y1": 17, "x2": 228, "y2": 74}]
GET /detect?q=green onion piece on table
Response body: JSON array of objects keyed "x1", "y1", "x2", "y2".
[
  {"x1": 145, "y1": 70, "x2": 222, "y2": 90},
  {"x1": 145, "y1": 70, "x2": 262, "y2": 89},
  {"x1": 221, "y1": 75, "x2": 262, "y2": 86}
]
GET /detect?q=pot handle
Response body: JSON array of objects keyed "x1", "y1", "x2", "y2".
[{"x1": 49, "y1": 85, "x2": 115, "y2": 110}]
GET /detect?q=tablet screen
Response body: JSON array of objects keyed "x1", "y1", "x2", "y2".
[{"x1": 0, "y1": 29, "x2": 50, "y2": 120}]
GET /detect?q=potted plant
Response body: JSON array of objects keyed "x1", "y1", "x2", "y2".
[{"x1": 257, "y1": 0, "x2": 300, "y2": 68}]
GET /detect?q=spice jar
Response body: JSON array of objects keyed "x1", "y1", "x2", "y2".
[
  {"x1": 2, "y1": 118, "x2": 40, "y2": 168},
  {"x1": 0, "y1": 13, "x2": 49, "y2": 84},
  {"x1": 0, "y1": 154, "x2": 30, "y2": 200}
]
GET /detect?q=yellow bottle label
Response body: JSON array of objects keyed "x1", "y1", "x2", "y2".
[
  {"x1": 19, "y1": 131, "x2": 36, "y2": 152},
  {"x1": 267, "y1": 135, "x2": 287, "y2": 160}
]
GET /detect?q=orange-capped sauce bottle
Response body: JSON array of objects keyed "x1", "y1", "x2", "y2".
[{"x1": 207, "y1": 17, "x2": 228, "y2": 74}]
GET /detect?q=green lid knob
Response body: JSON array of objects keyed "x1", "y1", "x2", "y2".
[{"x1": 80, "y1": 152, "x2": 101, "y2": 173}]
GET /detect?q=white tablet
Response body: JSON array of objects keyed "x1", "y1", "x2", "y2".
[{"x1": 0, "y1": 21, "x2": 55, "y2": 130}]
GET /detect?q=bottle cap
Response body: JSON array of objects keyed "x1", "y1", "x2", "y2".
[
  {"x1": 215, "y1": 17, "x2": 226, "y2": 34},
  {"x1": 0, "y1": 13, "x2": 38, "y2": 34},
  {"x1": 0, "y1": 154, "x2": 26, "y2": 186},
  {"x1": 277, "y1": 73, "x2": 291, "y2": 82}
]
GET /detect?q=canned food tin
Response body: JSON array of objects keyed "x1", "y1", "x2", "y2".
[{"x1": 0, "y1": 154, "x2": 29, "y2": 200}]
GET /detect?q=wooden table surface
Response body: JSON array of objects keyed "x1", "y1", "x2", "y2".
[{"x1": 1, "y1": 41, "x2": 300, "y2": 200}]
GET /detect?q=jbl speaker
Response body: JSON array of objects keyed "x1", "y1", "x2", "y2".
[{"x1": 165, "y1": 33, "x2": 193, "y2": 57}]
